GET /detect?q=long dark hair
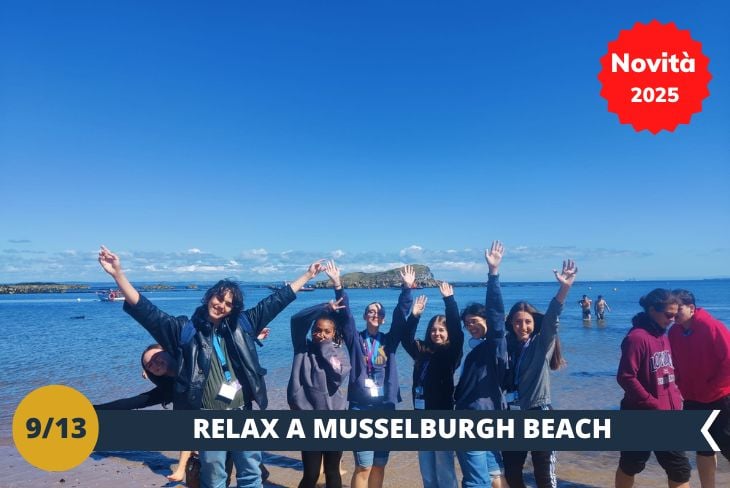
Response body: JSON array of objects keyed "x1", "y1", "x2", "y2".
[
  {"x1": 423, "y1": 314, "x2": 449, "y2": 349},
  {"x1": 505, "y1": 301, "x2": 565, "y2": 370},
  {"x1": 139, "y1": 343, "x2": 173, "y2": 401}
]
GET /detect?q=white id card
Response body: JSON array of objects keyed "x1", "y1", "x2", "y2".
[
  {"x1": 414, "y1": 398, "x2": 425, "y2": 409},
  {"x1": 218, "y1": 381, "x2": 240, "y2": 401}
]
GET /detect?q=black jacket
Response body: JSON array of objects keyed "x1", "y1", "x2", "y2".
[
  {"x1": 123, "y1": 286, "x2": 296, "y2": 410},
  {"x1": 401, "y1": 295, "x2": 464, "y2": 410}
]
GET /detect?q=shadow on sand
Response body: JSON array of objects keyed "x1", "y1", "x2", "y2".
[{"x1": 91, "y1": 450, "x2": 302, "y2": 487}]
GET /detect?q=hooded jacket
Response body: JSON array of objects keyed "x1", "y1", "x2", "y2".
[
  {"x1": 123, "y1": 286, "x2": 296, "y2": 410},
  {"x1": 617, "y1": 312, "x2": 682, "y2": 411},
  {"x1": 668, "y1": 307, "x2": 730, "y2": 403},
  {"x1": 287, "y1": 302, "x2": 352, "y2": 411}
]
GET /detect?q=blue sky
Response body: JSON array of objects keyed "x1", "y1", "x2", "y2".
[{"x1": 1, "y1": 1, "x2": 728, "y2": 282}]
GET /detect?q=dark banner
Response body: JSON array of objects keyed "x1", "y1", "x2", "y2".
[{"x1": 96, "y1": 409, "x2": 720, "y2": 451}]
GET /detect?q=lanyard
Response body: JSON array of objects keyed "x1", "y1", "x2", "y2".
[
  {"x1": 212, "y1": 333, "x2": 233, "y2": 383},
  {"x1": 416, "y1": 359, "x2": 430, "y2": 387},
  {"x1": 514, "y1": 337, "x2": 533, "y2": 389},
  {"x1": 363, "y1": 334, "x2": 381, "y2": 376}
]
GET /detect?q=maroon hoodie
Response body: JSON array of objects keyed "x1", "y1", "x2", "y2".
[{"x1": 617, "y1": 312, "x2": 682, "y2": 410}]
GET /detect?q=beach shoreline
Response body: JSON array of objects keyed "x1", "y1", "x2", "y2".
[{"x1": 3, "y1": 445, "x2": 729, "y2": 487}]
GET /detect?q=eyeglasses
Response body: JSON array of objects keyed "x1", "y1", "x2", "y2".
[
  {"x1": 366, "y1": 310, "x2": 383, "y2": 317},
  {"x1": 144, "y1": 353, "x2": 166, "y2": 370},
  {"x1": 463, "y1": 319, "x2": 485, "y2": 328}
]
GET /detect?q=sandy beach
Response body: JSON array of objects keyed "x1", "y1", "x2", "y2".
[{"x1": 3, "y1": 444, "x2": 729, "y2": 487}]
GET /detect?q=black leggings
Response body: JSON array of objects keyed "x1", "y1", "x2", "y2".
[
  {"x1": 299, "y1": 451, "x2": 343, "y2": 488},
  {"x1": 503, "y1": 450, "x2": 557, "y2": 488}
]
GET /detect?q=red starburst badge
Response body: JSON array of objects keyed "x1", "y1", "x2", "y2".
[{"x1": 598, "y1": 20, "x2": 712, "y2": 134}]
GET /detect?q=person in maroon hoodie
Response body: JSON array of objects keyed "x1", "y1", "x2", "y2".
[
  {"x1": 615, "y1": 288, "x2": 691, "y2": 488},
  {"x1": 669, "y1": 289, "x2": 730, "y2": 488}
]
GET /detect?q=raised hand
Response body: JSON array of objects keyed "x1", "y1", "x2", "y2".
[
  {"x1": 324, "y1": 260, "x2": 342, "y2": 288},
  {"x1": 98, "y1": 245, "x2": 122, "y2": 277},
  {"x1": 554, "y1": 259, "x2": 578, "y2": 287},
  {"x1": 307, "y1": 260, "x2": 326, "y2": 278},
  {"x1": 412, "y1": 295, "x2": 428, "y2": 318},
  {"x1": 257, "y1": 328, "x2": 271, "y2": 341},
  {"x1": 439, "y1": 281, "x2": 454, "y2": 298},
  {"x1": 400, "y1": 264, "x2": 417, "y2": 288},
  {"x1": 485, "y1": 240, "x2": 504, "y2": 274},
  {"x1": 327, "y1": 297, "x2": 346, "y2": 313}
]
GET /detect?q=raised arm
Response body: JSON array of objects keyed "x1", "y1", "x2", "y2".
[
  {"x1": 98, "y1": 245, "x2": 140, "y2": 305},
  {"x1": 289, "y1": 260, "x2": 325, "y2": 293},
  {"x1": 402, "y1": 295, "x2": 428, "y2": 359},
  {"x1": 290, "y1": 303, "x2": 332, "y2": 352},
  {"x1": 536, "y1": 260, "x2": 577, "y2": 347},
  {"x1": 100, "y1": 245, "x2": 181, "y2": 350},
  {"x1": 245, "y1": 260, "x2": 324, "y2": 332},
  {"x1": 484, "y1": 241, "x2": 506, "y2": 338},
  {"x1": 440, "y1": 282, "x2": 464, "y2": 351},
  {"x1": 553, "y1": 259, "x2": 577, "y2": 304},
  {"x1": 325, "y1": 261, "x2": 357, "y2": 349},
  {"x1": 387, "y1": 265, "x2": 415, "y2": 349}
]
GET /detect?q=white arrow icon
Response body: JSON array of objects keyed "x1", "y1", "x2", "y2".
[{"x1": 701, "y1": 410, "x2": 720, "y2": 452}]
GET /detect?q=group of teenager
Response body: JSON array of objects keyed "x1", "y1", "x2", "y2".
[{"x1": 95, "y1": 242, "x2": 729, "y2": 488}]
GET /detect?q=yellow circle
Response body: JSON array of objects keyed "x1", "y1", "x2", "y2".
[{"x1": 12, "y1": 385, "x2": 99, "y2": 471}]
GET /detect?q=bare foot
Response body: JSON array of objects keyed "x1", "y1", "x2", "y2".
[{"x1": 166, "y1": 467, "x2": 186, "y2": 482}]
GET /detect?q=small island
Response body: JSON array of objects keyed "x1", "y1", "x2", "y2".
[
  {"x1": 314, "y1": 264, "x2": 439, "y2": 288},
  {"x1": 0, "y1": 282, "x2": 90, "y2": 294}
]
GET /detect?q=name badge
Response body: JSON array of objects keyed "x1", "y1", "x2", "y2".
[
  {"x1": 217, "y1": 381, "x2": 240, "y2": 401},
  {"x1": 414, "y1": 399, "x2": 425, "y2": 409}
]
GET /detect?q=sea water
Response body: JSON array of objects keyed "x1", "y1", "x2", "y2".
[{"x1": 2, "y1": 279, "x2": 729, "y2": 443}]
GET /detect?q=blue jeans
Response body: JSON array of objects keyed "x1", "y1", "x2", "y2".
[
  {"x1": 350, "y1": 402, "x2": 393, "y2": 468},
  {"x1": 200, "y1": 450, "x2": 262, "y2": 488},
  {"x1": 418, "y1": 450, "x2": 458, "y2": 488},
  {"x1": 456, "y1": 450, "x2": 503, "y2": 488}
]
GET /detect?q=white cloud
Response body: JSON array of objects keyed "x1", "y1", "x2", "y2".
[
  {"x1": 187, "y1": 248, "x2": 203, "y2": 254},
  {"x1": 399, "y1": 245, "x2": 423, "y2": 257}
]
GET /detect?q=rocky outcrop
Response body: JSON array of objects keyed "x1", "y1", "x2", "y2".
[
  {"x1": 0, "y1": 283, "x2": 89, "y2": 294},
  {"x1": 315, "y1": 264, "x2": 439, "y2": 289}
]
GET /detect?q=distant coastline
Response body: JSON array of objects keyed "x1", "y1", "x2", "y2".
[
  {"x1": 0, "y1": 283, "x2": 194, "y2": 295},
  {"x1": 1, "y1": 277, "x2": 727, "y2": 295}
]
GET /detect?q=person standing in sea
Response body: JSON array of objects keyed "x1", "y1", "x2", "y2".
[
  {"x1": 98, "y1": 245, "x2": 323, "y2": 488},
  {"x1": 669, "y1": 289, "x2": 730, "y2": 488}
]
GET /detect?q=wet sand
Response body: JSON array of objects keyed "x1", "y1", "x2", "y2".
[{"x1": 3, "y1": 446, "x2": 729, "y2": 487}]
